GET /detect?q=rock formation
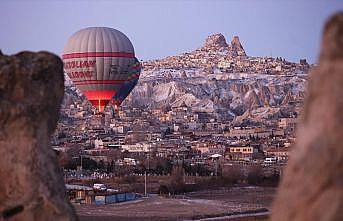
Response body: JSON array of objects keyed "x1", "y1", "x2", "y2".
[
  {"x1": 230, "y1": 36, "x2": 246, "y2": 56},
  {"x1": 203, "y1": 33, "x2": 228, "y2": 50},
  {"x1": 0, "y1": 52, "x2": 77, "y2": 220},
  {"x1": 202, "y1": 34, "x2": 246, "y2": 56},
  {"x1": 271, "y1": 12, "x2": 343, "y2": 221}
]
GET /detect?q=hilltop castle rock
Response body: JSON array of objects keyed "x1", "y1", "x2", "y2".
[
  {"x1": 272, "y1": 12, "x2": 343, "y2": 221},
  {"x1": 203, "y1": 33, "x2": 246, "y2": 56},
  {"x1": 0, "y1": 52, "x2": 77, "y2": 221},
  {"x1": 203, "y1": 33, "x2": 228, "y2": 50}
]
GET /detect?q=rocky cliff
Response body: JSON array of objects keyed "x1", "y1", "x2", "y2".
[
  {"x1": 0, "y1": 52, "x2": 77, "y2": 221},
  {"x1": 203, "y1": 33, "x2": 228, "y2": 50}
]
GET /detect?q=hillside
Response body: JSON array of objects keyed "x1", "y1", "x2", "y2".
[
  {"x1": 63, "y1": 33, "x2": 309, "y2": 124},
  {"x1": 124, "y1": 34, "x2": 309, "y2": 123}
]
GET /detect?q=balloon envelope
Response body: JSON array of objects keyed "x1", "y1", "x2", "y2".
[
  {"x1": 112, "y1": 57, "x2": 141, "y2": 108},
  {"x1": 63, "y1": 27, "x2": 138, "y2": 112}
]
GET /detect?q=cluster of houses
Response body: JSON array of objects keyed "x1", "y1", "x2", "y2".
[{"x1": 52, "y1": 98, "x2": 296, "y2": 175}]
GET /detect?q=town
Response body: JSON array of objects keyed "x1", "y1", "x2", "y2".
[{"x1": 52, "y1": 33, "x2": 309, "y2": 205}]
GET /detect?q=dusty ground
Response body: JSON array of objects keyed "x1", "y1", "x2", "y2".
[
  {"x1": 186, "y1": 186, "x2": 276, "y2": 210},
  {"x1": 76, "y1": 186, "x2": 276, "y2": 221}
]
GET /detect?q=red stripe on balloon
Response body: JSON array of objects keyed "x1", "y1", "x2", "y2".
[
  {"x1": 74, "y1": 80, "x2": 126, "y2": 85},
  {"x1": 73, "y1": 76, "x2": 139, "y2": 85},
  {"x1": 62, "y1": 52, "x2": 135, "y2": 59}
]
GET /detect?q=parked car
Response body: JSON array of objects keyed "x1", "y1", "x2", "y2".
[
  {"x1": 264, "y1": 157, "x2": 277, "y2": 164},
  {"x1": 93, "y1": 183, "x2": 107, "y2": 191}
]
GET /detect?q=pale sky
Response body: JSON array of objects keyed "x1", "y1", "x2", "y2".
[{"x1": 0, "y1": 0, "x2": 342, "y2": 64}]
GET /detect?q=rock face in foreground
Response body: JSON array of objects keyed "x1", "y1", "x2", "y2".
[
  {"x1": 0, "y1": 52, "x2": 77, "y2": 220},
  {"x1": 272, "y1": 13, "x2": 343, "y2": 221}
]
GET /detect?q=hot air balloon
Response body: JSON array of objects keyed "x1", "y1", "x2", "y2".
[
  {"x1": 62, "y1": 27, "x2": 139, "y2": 112},
  {"x1": 112, "y1": 57, "x2": 141, "y2": 110}
]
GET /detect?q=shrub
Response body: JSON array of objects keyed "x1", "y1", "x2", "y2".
[{"x1": 247, "y1": 166, "x2": 264, "y2": 185}]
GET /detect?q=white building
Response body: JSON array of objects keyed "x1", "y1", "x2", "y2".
[{"x1": 94, "y1": 138, "x2": 104, "y2": 149}]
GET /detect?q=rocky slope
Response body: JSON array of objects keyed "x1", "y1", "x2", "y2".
[{"x1": 124, "y1": 34, "x2": 308, "y2": 122}]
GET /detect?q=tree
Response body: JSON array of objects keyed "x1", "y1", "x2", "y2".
[
  {"x1": 169, "y1": 165, "x2": 185, "y2": 194},
  {"x1": 247, "y1": 165, "x2": 264, "y2": 185},
  {"x1": 222, "y1": 165, "x2": 244, "y2": 184},
  {"x1": 159, "y1": 185, "x2": 169, "y2": 195},
  {"x1": 78, "y1": 157, "x2": 97, "y2": 170}
]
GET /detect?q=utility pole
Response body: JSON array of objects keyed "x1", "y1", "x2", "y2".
[
  {"x1": 80, "y1": 153, "x2": 83, "y2": 172},
  {"x1": 215, "y1": 159, "x2": 218, "y2": 176},
  {"x1": 79, "y1": 149, "x2": 83, "y2": 174},
  {"x1": 144, "y1": 152, "x2": 150, "y2": 197},
  {"x1": 144, "y1": 170, "x2": 147, "y2": 197}
]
